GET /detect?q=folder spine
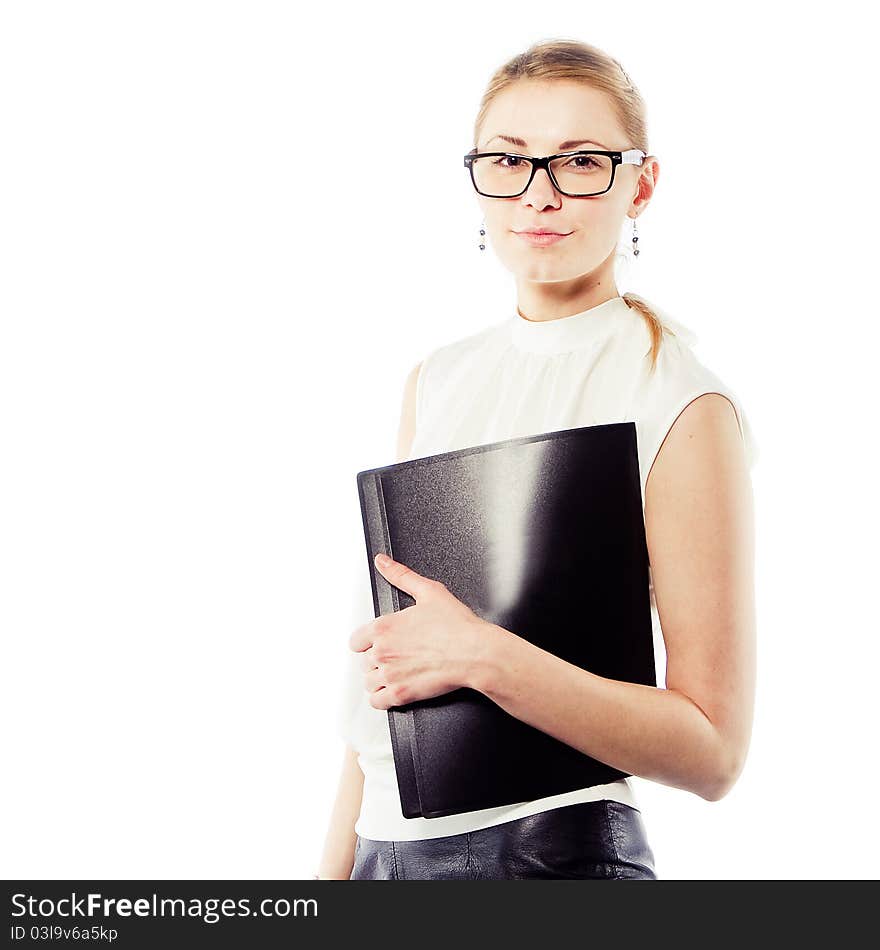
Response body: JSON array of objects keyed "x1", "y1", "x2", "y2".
[{"x1": 356, "y1": 469, "x2": 425, "y2": 818}]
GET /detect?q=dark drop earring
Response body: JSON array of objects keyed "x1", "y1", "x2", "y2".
[
  {"x1": 478, "y1": 219, "x2": 486, "y2": 251},
  {"x1": 632, "y1": 216, "x2": 639, "y2": 256}
]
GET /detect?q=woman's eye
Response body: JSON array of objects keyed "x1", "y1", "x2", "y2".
[
  {"x1": 497, "y1": 155, "x2": 526, "y2": 168},
  {"x1": 567, "y1": 155, "x2": 599, "y2": 169}
]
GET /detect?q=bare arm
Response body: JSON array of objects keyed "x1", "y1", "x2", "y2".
[
  {"x1": 468, "y1": 392, "x2": 756, "y2": 801},
  {"x1": 316, "y1": 360, "x2": 423, "y2": 879},
  {"x1": 394, "y1": 360, "x2": 422, "y2": 464},
  {"x1": 317, "y1": 744, "x2": 365, "y2": 879}
]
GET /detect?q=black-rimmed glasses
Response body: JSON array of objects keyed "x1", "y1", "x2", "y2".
[{"x1": 463, "y1": 148, "x2": 646, "y2": 198}]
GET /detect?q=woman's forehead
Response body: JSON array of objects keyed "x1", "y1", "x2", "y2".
[{"x1": 480, "y1": 82, "x2": 623, "y2": 149}]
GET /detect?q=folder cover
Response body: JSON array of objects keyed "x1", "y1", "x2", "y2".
[{"x1": 356, "y1": 422, "x2": 655, "y2": 820}]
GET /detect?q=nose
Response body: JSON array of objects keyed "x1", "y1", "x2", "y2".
[{"x1": 521, "y1": 164, "x2": 562, "y2": 208}]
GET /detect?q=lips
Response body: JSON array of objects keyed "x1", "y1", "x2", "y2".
[{"x1": 515, "y1": 230, "x2": 571, "y2": 246}]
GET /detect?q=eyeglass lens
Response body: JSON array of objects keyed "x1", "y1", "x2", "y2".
[{"x1": 471, "y1": 153, "x2": 613, "y2": 197}]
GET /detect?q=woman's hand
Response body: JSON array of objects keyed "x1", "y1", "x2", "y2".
[{"x1": 348, "y1": 553, "x2": 496, "y2": 710}]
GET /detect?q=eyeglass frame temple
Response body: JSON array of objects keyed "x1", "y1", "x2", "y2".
[{"x1": 462, "y1": 147, "x2": 646, "y2": 197}]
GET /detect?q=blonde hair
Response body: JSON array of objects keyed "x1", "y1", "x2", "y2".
[{"x1": 473, "y1": 38, "x2": 675, "y2": 372}]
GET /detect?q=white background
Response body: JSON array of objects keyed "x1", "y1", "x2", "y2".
[{"x1": 2, "y1": 0, "x2": 877, "y2": 880}]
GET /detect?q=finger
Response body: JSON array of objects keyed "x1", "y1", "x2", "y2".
[
  {"x1": 368, "y1": 686, "x2": 396, "y2": 711},
  {"x1": 363, "y1": 667, "x2": 385, "y2": 693},
  {"x1": 373, "y1": 552, "x2": 434, "y2": 601},
  {"x1": 348, "y1": 621, "x2": 375, "y2": 654}
]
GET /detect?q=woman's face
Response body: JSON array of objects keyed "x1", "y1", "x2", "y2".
[{"x1": 474, "y1": 80, "x2": 653, "y2": 288}]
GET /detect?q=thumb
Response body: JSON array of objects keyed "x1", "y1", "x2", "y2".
[{"x1": 373, "y1": 552, "x2": 433, "y2": 600}]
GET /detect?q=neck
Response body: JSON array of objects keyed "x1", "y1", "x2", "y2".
[{"x1": 515, "y1": 270, "x2": 620, "y2": 324}]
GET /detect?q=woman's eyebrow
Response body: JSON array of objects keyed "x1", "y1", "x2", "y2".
[{"x1": 484, "y1": 133, "x2": 609, "y2": 150}]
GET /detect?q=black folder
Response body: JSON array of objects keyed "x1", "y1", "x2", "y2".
[{"x1": 356, "y1": 422, "x2": 655, "y2": 820}]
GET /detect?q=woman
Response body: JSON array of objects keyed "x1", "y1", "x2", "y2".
[{"x1": 319, "y1": 38, "x2": 758, "y2": 880}]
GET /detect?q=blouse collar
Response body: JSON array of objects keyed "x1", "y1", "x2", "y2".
[{"x1": 509, "y1": 295, "x2": 630, "y2": 355}]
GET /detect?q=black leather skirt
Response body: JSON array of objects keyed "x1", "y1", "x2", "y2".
[{"x1": 350, "y1": 800, "x2": 657, "y2": 880}]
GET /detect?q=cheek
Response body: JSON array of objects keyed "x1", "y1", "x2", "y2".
[{"x1": 570, "y1": 209, "x2": 625, "y2": 250}]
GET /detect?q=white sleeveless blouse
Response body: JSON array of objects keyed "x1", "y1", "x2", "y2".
[{"x1": 336, "y1": 294, "x2": 759, "y2": 842}]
